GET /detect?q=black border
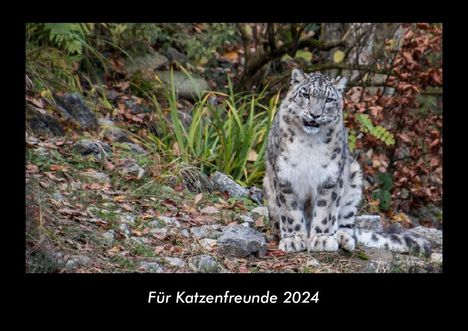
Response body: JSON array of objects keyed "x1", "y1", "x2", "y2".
[{"x1": 13, "y1": 7, "x2": 462, "y2": 315}]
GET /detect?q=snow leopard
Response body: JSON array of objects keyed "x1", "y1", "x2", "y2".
[{"x1": 263, "y1": 69, "x2": 431, "y2": 255}]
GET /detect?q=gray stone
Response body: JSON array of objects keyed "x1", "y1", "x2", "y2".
[
  {"x1": 430, "y1": 252, "x2": 443, "y2": 263},
  {"x1": 99, "y1": 118, "x2": 131, "y2": 142},
  {"x1": 139, "y1": 261, "x2": 164, "y2": 273},
  {"x1": 251, "y1": 206, "x2": 269, "y2": 218},
  {"x1": 188, "y1": 254, "x2": 224, "y2": 273},
  {"x1": 119, "y1": 223, "x2": 132, "y2": 238},
  {"x1": 154, "y1": 70, "x2": 209, "y2": 100},
  {"x1": 119, "y1": 142, "x2": 148, "y2": 155},
  {"x1": 217, "y1": 225, "x2": 267, "y2": 257},
  {"x1": 180, "y1": 229, "x2": 190, "y2": 238},
  {"x1": 73, "y1": 139, "x2": 112, "y2": 159},
  {"x1": 237, "y1": 215, "x2": 254, "y2": 224},
  {"x1": 129, "y1": 237, "x2": 151, "y2": 245},
  {"x1": 52, "y1": 191, "x2": 65, "y2": 201},
  {"x1": 124, "y1": 100, "x2": 151, "y2": 114},
  {"x1": 210, "y1": 171, "x2": 249, "y2": 199},
  {"x1": 26, "y1": 105, "x2": 64, "y2": 137},
  {"x1": 190, "y1": 225, "x2": 223, "y2": 239},
  {"x1": 54, "y1": 93, "x2": 99, "y2": 129},
  {"x1": 163, "y1": 257, "x2": 186, "y2": 268},
  {"x1": 158, "y1": 216, "x2": 181, "y2": 228},
  {"x1": 119, "y1": 159, "x2": 145, "y2": 179},
  {"x1": 165, "y1": 47, "x2": 189, "y2": 65},
  {"x1": 81, "y1": 170, "x2": 110, "y2": 183},
  {"x1": 125, "y1": 52, "x2": 169, "y2": 75},
  {"x1": 120, "y1": 214, "x2": 136, "y2": 225},
  {"x1": 65, "y1": 255, "x2": 91, "y2": 271},
  {"x1": 248, "y1": 186, "x2": 264, "y2": 205},
  {"x1": 102, "y1": 230, "x2": 115, "y2": 241}
]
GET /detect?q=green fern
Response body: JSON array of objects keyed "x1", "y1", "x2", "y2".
[
  {"x1": 43, "y1": 23, "x2": 91, "y2": 55},
  {"x1": 356, "y1": 113, "x2": 395, "y2": 146}
]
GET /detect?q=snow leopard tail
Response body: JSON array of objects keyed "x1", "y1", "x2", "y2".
[{"x1": 354, "y1": 228, "x2": 432, "y2": 256}]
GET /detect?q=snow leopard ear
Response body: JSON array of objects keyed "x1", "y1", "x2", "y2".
[
  {"x1": 291, "y1": 69, "x2": 307, "y2": 85},
  {"x1": 333, "y1": 76, "x2": 348, "y2": 94}
]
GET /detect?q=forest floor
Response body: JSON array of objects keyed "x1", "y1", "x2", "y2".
[{"x1": 25, "y1": 134, "x2": 442, "y2": 273}]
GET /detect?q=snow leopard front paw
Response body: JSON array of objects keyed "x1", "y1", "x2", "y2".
[
  {"x1": 307, "y1": 235, "x2": 339, "y2": 252},
  {"x1": 279, "y1": 235, "x2": 307, "y2": 252},
  {"x1": 336, "y1": 230, "x2": 355, "y2": 251}
]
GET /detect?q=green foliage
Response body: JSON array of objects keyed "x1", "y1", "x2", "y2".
[
  {"x1": 348, "y1": 130, "x2": 357, "y2": 152},
  {"x1": 147, "y1": 70, "x2": 278, "y2": 186},
  {"x1": 43, "y1": 23, "x2": 92, "y2": 55},
  {"x1": 372, "y1": 172, "x2": 394, "y2": 211},
  {"x1": 356, "y1": 114, "x2": 395, "y2": 146}
]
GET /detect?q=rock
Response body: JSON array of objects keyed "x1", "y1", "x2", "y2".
[
  {"x1": 306, "y1": 258, "x2": 321, "y2": 268},
  {"x1": 180, "y1": 229, "x2": 190, "y2": 238},
  {"x1": 430, "y1": 252, "x2": 443, "y2": 263},
  {"x1": 148, "y1": 216, "x2": 180, "y2": 229},
  {"x1": 158, "y1": 216, "x2": 181, "y2": 228},
  {"x1": 119, "y1": 223, "x2": 132, "y2": 238},
  {"x1": 163, "y1": 257, "x2": 186, "y2": 268},
  {"x1": 120, "y1": 214, "x2": 136, "y2": 226},
  {"x1": 125, "y1": 52, "x2": 169, "y2": 76},
  {"x1": 248, "y1": 186, "x2": 264, "y2": 204},
  {"x1": 149, "y1": 227, "x2": 168, "y2": 238},
  {"x1": 99, "y1": 118, "x2": 131, "y2": 142},
  {"x1": 65, "y1": 255, "x2": 90, "y2": 271},
  {"x1": 188, "y1": 254, "x2": 224, "y2": 273},
  {"x1": 251, "y1": 206, "x2": 269, "y2": 218},
  {"x1": 26, "y1": 106, "x2": 64, "y2": 136},
  {"x1": 217, "y1": 225, "x2": 267, "y2": 257},
  {"x1": 210, "y1": 171, "x2": 249, "y2": 199},
  {"x1": 129, "y1": 237, "x2": 151, "y2": 245},
  {"x1": 181, "y1": 166, "x2": 212, "y2": 193},
  {"x1": 237, "y1": 215, "x2": 254, "y2": 224},
  {"x1": 190, "y1": 225, "x2": 224, "y2": 239},
  {"x1": 124, "y1": 99, "x2": 151, "y2": 114},
  {"x1": 407, "y1": 226, "x2": 443, "y2": 251},
  {"x1": 164, "y1": 47, "x2": 189, "y2": 65},
  {"x1": 81, "y1": 170, "x2": 110, "y2": 183},
  {"x1": 139, "y1": 261, "x2": 164, "y2": 273},
  {"x1": 241, "y1": 222, "x2": 251, "y2": 228},
  {"x1": 52, "y1": 191, "x2": 65, "y2": 201},
  {"x1": 102, "y1": 230, "x2": 115, "y2": 242},
  {"x1": 199, "y1": 238, "x2": 218, "y2": 251},
  {"x1": 119, "y1": 159, "x2": 145, "y2": 179},
  {"x1": 119, "y1": 142, "x2": 148, "y2": 155},
  {"x1": 106, "y1": 90, "x2": 120, "y2": 103},
  {"x1": 54, "y1": 93, "x2": 99, "y2": 129},
  {"x1": 73, "y1": 139, "x2": 112, "y2": 159},
  {"x1": 154, "y1": 70, "x2": 209, "y2": 100},
  {"x1": 355, "y1": 215, "x2": 383, "y2": 232}
]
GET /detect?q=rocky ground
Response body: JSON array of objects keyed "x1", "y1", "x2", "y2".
[{"x1": 26, "y1": 131, "x2": 442, "y2": 274}]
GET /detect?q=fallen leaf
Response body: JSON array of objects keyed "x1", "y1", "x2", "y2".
[
  {"x1": 26, "y1": 164, "x2": 38, "y2": 173},
  {"x1": 39, "y1": 181, "x2": 50, "y2": 188},
  {"x1": 247, "y1": 149, "x2": 258, "y2": 162},
  {"x1": 200, "y1": 206, "x2": 219, "y2": 214},
  {"x1": 333, "y1": 50, "x2": 345, "y2": 63},
  {"x1": 194, "y1": 193, "x2": 203, "y2": 205},
  {"x1": 114, "y1": 195, "x2": 126, "y2": 202},
  {"x1": 121, "y1": 203, "x2": 134, "y2": 212}
]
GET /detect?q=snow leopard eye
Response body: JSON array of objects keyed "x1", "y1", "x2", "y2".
[
  {"x1": 325, "y1": 97, "x2": 335, "y2": 103},
  {"x1": 301, "y1": 92, "x2": 310, "y2": 98}
]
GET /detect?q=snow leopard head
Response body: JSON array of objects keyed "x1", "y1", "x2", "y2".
[{"x1": 286, "y1": 69, "x2": 347, "y2": 135}]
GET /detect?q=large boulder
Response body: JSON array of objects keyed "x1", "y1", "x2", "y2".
[
  {"x1": 154, "y1": 70, "x2": 209, "y2": 100},
  {"x1": 210, "y1": 171, "x2": 249, "y2": 199},
  {"x1": 125, "y1": 52, "x2": 169, "y2": 76},
  {"x1": 217, "y1": 225, "x2": 267, "y2": 258},
  {"x1": 54, "y1": 93, "x2": 99, "y2": 129}
]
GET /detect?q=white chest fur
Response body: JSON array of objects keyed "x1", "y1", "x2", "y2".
[{"x1": 277, "y1": 131, "x2": 339, "y2": 202}]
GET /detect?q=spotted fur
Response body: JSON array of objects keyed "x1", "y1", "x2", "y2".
[{"x1": 264, "y1": 69, "x2": 431, "y2": 255}]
